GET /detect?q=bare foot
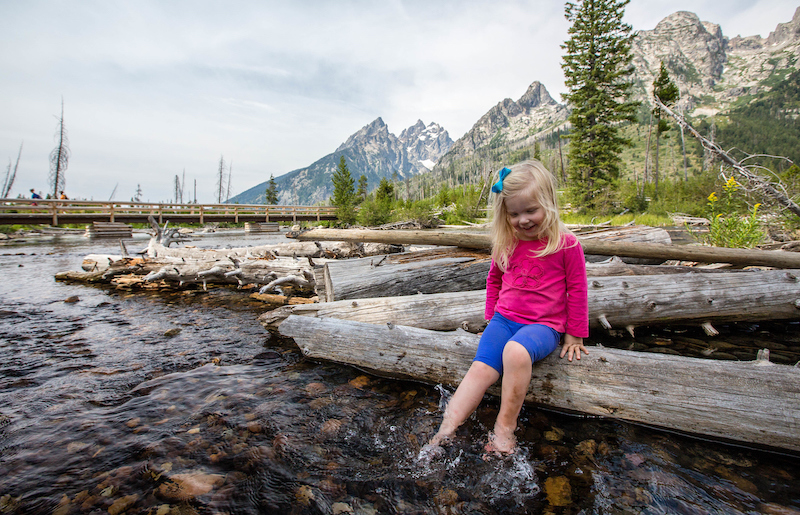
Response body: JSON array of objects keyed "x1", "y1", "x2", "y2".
[
  {"x1": 416, "y1": 431, "x2": 452, "y2": 464},
  {"x1": 484, "y1": 427, "x2": 517, "y2": 456}
]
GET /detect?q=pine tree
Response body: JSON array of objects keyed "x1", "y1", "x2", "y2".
[
  {"x1": 356, "y1": 174, "x2": 368, "y2": 204},
  {"x1": 561, "y1": 0, "x2": 638, "y2": 211},
  {"x1": 331, "y1": 156, "x2": 356, "y2": 225},
  {"x1": 265, "y1": 174, "x2": 279, "y2": 204},
  {"x1": 652, "y1": 62, "x2": 680, "y2": 198}
]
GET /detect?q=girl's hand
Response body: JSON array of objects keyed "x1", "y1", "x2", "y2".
[{"x1": 559, "y1": 334, "x2": 588, "y2": 362}]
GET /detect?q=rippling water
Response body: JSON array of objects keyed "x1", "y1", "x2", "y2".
[{"x1": 1, "y1": 230, "x2": 798, "y2": 514}]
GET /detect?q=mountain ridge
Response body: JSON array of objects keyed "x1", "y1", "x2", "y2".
[
  {"x1": 228, "y1": 118, "x2": 453, "y2": 205},
  {"x1": 231, "y1": 7, "x2": 800, "y2": 205}
]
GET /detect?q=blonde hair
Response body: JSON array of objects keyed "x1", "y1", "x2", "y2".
[{"x1": 489, "y1": 160, "x2": 571, "y2": 271}]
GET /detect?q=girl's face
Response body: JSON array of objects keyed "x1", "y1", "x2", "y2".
[{"x1": 504, "y1": 191, "x2": 545, "y2": 241}]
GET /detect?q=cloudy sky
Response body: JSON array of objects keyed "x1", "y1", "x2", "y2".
[{"x1": 1, "y1": 1, "x2": 797, "y2": 203}]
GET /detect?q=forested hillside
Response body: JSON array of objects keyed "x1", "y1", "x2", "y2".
[{"x1": 712, "y1": 68, "x2": 800, "y2": 171}]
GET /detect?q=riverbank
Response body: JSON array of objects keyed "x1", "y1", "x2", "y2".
[{"x1": 1, "y1": 230, "x2": 799, "y2": 514}]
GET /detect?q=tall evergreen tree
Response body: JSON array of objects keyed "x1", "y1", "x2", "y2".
[
  {"x1": 265, "y1": 174, "x2": 279, "y2": 204},
  {"x1": 652, "y1": 62, "x2": 680, "y2": 198},
  {"x1": 561, "y1": 0, "x2": 638, "y2": 211},
  {"x1": 356, "y1": 174, "x2": 368, "y2": 205},
  {"x1": 331, "y1": 156, "x2": 356, "y2": 225}
]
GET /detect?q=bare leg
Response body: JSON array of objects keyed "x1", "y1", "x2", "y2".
[
  {"x1": 486, "y1": 341, "x2": 532, "y2": 455},
  {"x1": 426, "y1": 361, "x2": 500, "y2": 447}
]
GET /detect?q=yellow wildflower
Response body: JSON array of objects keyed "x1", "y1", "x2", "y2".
[{"x1": 707, "y1": 192, "x2": 718, "y2": 202}]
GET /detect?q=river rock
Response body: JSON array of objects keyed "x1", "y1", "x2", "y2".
[
  {"x1": 108, "y1": 494, "x2": 139, "y2": 515},
  {"x1": 544, "y1": 476, "x2": 572, "y2": 507},
  {"x1": 156, "y1": 472, "x2": 225, "y2": 501}
]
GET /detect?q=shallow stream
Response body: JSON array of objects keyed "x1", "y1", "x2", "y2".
[{"x1": 0, "y1": 230, "x2": 798, "y2": 514}]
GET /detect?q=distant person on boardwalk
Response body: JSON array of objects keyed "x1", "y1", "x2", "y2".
[
  {"x1": 59, "y1": 191, "x2": 68, "y2": 200},
  {"x1": 421, "y1": 160, "x2": 589, "y2": 458},
  {"x1": 30, "y1": 188, "x2": 41, "y2": 206}
]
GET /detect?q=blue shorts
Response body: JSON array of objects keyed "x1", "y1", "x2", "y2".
[{"x1": 474, "y1": 313, "x2": 562, "y2": 375}]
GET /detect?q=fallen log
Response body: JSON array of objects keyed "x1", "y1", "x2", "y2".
[
  {"x1": 320, "y1": 247, "x2": 760, "y2": 303},
  {"x1": 278, "y1": 315, "x2": 800, "y2": 453},
  {"x1": 321, "y1": 248, "x2": 491, "y2": 302},
  {"x1": 148, "y1": 240, "x2": 402, "y2": 260},
  {"x1": 295, "y1": 228, "x2": 800, "y2": 269},
  {"x1": 261, "y1": 268, "x2": 800, "y2": 334},
  {"x1": 65, "y1": 253, "x2": 318, "y2": 293}
]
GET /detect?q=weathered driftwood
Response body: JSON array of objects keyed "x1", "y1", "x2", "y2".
[
  {"x1": 278, "y1": 315, "x2": 800, "y2": 453},
  {"x1": 260, "y1": 290, "x2": 488, "y2": 333},
  {"x1": 67, "y1": 253, "x2": 318, "y2": 293},
  {"x1": 148, "y1": 240, "x2": 403, "y2": 261},
  {"x1": 319, "y1": 247, "x2": 759, "y2": 303},
  {"x1": 295, "y1": 228, "x2": 800, "y2": 269},
  {"x1": 321, "y1": 248, "x2": 491, "y2": 302},
  {"x1": 249, "y1": 293, "x2": 319, "y2": 306},
  {"x1": 84, "y1": 221, "x2": 133, "y2": 238},
  {"x1": 261, "y1": 268, "x2": 800, "y2": 334}
]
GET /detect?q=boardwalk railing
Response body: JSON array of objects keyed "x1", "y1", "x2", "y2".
[{"x1": 0, "y1": 199, "x2": 338, "y2": 226}]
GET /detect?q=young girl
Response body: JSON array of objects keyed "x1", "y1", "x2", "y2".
[{"x1": 424, "y1": 160, "x2": 589, "y2": 456}]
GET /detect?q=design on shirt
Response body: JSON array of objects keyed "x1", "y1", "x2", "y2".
[{"x1": 507, "y1": 261, "x2": 544, "y2": 289}]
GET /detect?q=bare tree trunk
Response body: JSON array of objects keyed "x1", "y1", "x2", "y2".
[
  {"x1": 643, "y1": 112, "x2": 653, "y2": 186},
  {"x1": 2, "y1": 142, "x2": 22, "y2": 198},
  {"x1": 49, "y1": 99, "x2": 69, "y2": 198},
  {"x1": 654, "y1": 122, "x2": 660, "y2": 198},
  {"x1": 679, "y1": 105, "x2": 688, "y2": 180}
]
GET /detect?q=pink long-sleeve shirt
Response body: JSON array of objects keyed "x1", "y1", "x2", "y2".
[{"x1": 484, "y1": 233, "x2": 589, "y2": 338}]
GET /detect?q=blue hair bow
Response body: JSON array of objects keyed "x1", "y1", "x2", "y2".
[{"x1": 491, "y1": 167, "x2": 511, "y2": 193}]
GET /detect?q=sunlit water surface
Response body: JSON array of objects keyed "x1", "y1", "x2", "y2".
[{"x1": 0, "y1": 230, "x2": 798, "y2": 514}]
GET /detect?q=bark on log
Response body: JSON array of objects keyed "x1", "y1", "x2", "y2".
[
  {"x1": 278, "y1": 315, "x2": 800, "y2": 453},
  {"x1": 148, "y1": 240, "x2": 402, "y2": 260},
  {"x1": 261, "y1": 268, "x2": 800, "y2": 333},
  {"x1": 295, "y1": 228, "x2": 800, "y2": 269},
  {"x1": 322, "y1": 248, "x2": 491, "y2": 302},
  {"x1": 69, "y1": 253, "x2": 318, "y2": 292},
  {"x1": 320, "y1": 248, "x2": 757, "y2": 303}
]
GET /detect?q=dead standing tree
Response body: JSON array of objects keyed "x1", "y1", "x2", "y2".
[
  {"x1": 2, "y1": 142, "x2": 22, "y2": 198},
  {"x1": 49, "y1": 99, "x2": 70, "y2": 199},
  {"x1": 653, "y1": 96, "x2": 800, "y2": 219},
  {"x1": 216, "y1": 155, "x2": 228, "y2": 204}
]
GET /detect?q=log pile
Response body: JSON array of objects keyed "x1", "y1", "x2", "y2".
[
  {"x1": 84, "y1": 222, "x2": 133, "y2": 238},
  {"x1": 59, "y1": 223, "x2": 800, "y2": 452},
  {"x1": 268, "y1": 226, "x2": 800, "y2": 453},
  {"x1": 244, "y1": 222, "x2": 280, "y2": 233}
]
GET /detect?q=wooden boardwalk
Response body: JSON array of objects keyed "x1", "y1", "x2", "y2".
[{"x1": 0, "y1": 199, "x2": 337, "y2": 226}]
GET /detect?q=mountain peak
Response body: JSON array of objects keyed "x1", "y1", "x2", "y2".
[
  {"x1": 336, "y1": 117, "x2": 391, "y2": 152},
  {"x1": 518, "y1": 81, "x2": 557, "y2": 110}
]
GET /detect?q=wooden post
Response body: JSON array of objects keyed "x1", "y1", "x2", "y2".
[
  {"x1": 109, "y1": 203, "x2": 115, "y2": 223},
  {"x1": 199, "y1": 205, "x2": 204, "y2": 225}
]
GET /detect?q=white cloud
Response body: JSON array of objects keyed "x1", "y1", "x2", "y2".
[{"x1": 0, "y1": 0, "x2": 795, "y2": 203}]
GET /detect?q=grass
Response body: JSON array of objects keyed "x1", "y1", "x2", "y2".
[{"x1": 561, "y1": 212, "x2": 674, "y2": 227}]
